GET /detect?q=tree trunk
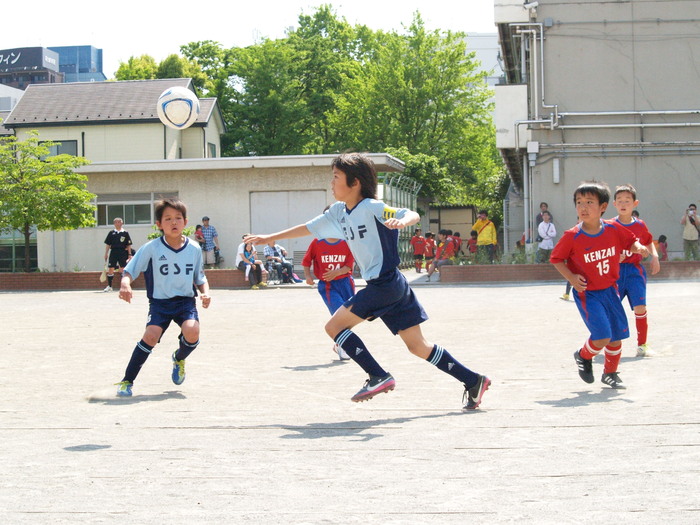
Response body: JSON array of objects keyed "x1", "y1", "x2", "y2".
[{"x1": 23, "y1": 222, "x2": 31, "y2": 273}]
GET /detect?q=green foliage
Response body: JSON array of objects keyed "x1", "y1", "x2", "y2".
[
  {"x1": 115, "y1": 55, "x2": 158, "y2": 80},
  {"x1": 0, "y1": 133, "x2": 94, "y2": 271},
  {"x1": 121, "y1": 6, "x2": 507, "y2": 215}
]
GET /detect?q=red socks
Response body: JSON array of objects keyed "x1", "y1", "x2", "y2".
[{"x1": 635, "y1": 312, "x2": 648, "y2": 346}]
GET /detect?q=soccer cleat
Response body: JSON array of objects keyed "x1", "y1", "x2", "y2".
[
  {"x1": 636, "y1": 344, "x2": 655, "y2": 357},
  {"x1": 251, "y1": 284, "x2": 260, "y2": 290},
  {"x1": 601, "y1": 372, "x2": 626, "y2": 389},
  {"x1": 115, "y1": 381, "x2": 133, "y2": 397},
  {"x1": 574, "y1": 350, "x2": 595, "y2": 384},
  {"x1": 333, "y1": 343, "x2": 351, "y2": 361},
  {"x1": 426, "y1": 275, "x2": 431, "y2": 282},
  {"x1": 259, "y1": 281, "x2": 268, "y2": 287},
  {"x1": 463, "y1": 375, "x2": 491, "y2": 410},
  {"x1": 171, "y1": 351, "x2": 186, "y2": 385},
  {"x1": 103, "y1": 286, "x2": 113, "y2": 292},
  {"x1": 560, "y1": 293, "x2": 570, "y2": 301},
  {"x1": 351, "y1": 373, "x2": 395, "y2": 402}
]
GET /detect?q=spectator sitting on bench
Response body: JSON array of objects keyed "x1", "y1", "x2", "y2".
[{"x1": 264, "y1": 240, "x2": 295, "y2": 283}]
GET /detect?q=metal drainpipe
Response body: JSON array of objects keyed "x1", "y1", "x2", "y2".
[{"x1": 523, "y1": 153, "x2": 531, "y2": 246}]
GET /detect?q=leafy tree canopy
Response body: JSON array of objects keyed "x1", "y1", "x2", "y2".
[{"x1": 0, "y1": 133, "x2": 94, "y2": 271}]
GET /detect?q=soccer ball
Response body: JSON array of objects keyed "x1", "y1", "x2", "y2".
[{"x1": 156, "y1": 86, "x2": 200, "y2": 130}]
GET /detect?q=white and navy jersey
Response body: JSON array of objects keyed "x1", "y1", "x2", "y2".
[
  {"x1": 124, "y1": 236, "x2": 207, "y2": 300},
  {"x1": 306, "y1": 199, "x2": 408, "y2": 281}
]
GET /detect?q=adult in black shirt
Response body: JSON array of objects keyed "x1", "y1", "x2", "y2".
[{"x1": 103, "y1": 217, "x2": 133, "y2": 291}]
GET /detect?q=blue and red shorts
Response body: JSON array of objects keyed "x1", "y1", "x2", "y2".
[
  {"x1": 617, "y1": 262, "x2": 647, "y2": 309},
  {"x1": 573, "y1": 286, "x2": 629, "y2": 342}
]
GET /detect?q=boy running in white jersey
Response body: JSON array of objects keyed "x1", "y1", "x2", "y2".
[
  {"x1": 245, "y1": 153, "x2": 490, "y2": 409},
  {"x1": 114, "y1": 198, "x2": 211, "y2": 397}
]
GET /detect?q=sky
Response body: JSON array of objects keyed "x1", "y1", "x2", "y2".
[{"x1": 2, "y1": 0, "x2": 496, "y2": 78}]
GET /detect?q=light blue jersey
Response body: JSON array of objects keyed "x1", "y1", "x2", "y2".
[
  {"x1": 306, "y1": 199, "x2": 408, "y2": 281},
  {"x1": 124, "y1": 236, "x2": 207, "y2": 300}
]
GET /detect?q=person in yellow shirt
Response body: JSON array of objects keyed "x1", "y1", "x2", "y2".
[{"x1": 472, "y1": 210, "x2": 497, "y2": 263}]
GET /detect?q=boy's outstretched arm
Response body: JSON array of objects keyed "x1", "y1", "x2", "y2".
[
  {"x1": 385, "y1": 210, "x2": 420, "y2": 230},
  {"x1": 244, "y1": 224, "x2": 311, "y2": 246}
]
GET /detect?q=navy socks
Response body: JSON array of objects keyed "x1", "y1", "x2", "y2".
[
  {"x1": 335, "y1": 329, "x2": 387, "y2": 377},
  {"x1": 174, "y1": 334, "x2": 199, "y2": 361},
  {"x1": 427, "y1": 344, "x2": 479, "y2": 388},
  {"x1": 122, "y1": 339, "x2": 153, "y2": 383}
]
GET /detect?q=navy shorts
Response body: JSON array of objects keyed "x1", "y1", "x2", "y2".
[
  {"x1": 574, "y1": 287, "x2": 629, "y2": 342},
  {"x1": 346, "y1": 268, "x2": 428, "y2": 335},
  {"x1": 108, "y1": 249, "x2": 129, "y2": 269},
  {"x1": 318, "y1": 276, "x2": 355, "y2": 315},
  {"x1": 617, "y1": 262, "x2": 647, "y2": 309},
  {"x1": 146, "y1": 296, "x2": 199, "y2": 333}
]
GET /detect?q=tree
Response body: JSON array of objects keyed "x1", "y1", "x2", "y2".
[
  {"x1": 227, "y1": 39, "x2": 310, "y2": 156},
  {"x1": 115, "y1": 55, "x2": 158, "y2": 80},
  {"x1": 157, "y1": 54, "x2": 207, "y2": 91},
  {"x1": 0, "y1": 133, "x2": 94, "y2": 271},
  {"x1": 325, "y1": 14, "x2": 506, "y2": 215}
]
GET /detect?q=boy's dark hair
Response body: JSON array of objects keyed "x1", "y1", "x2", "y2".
[
  {"x1": 614, "y1": 183, "x2": 637, "y2": 200},
  {"x1": 573, "y1": 180, "x2": 611, "y2": 206},
  {"x1": 478, "y1": 210, "x2": 488, "y2": 216},
  {"x1": 332, "y1": 153, "x2": 377, "y2": 200},
  {"x1": 470, "y1": 230, "x2": 478, "y2": 238},
  {"x1": 155, "y1": 198, "x2": 187, "y2": 222},
  {"x1": 425, "y1": 231, "x2": 434, "y2": 238},
  {"x1": 438, "y1": 229, "x2": 449, "y2": 235},
  {"x1": 453, "y1": 231, "x2": 461, "y2": 237},
  {"x1": 658, "y1": 234, "x2": 667, "y2": 242}
]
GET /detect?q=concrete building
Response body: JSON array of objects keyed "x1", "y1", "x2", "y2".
[
  {"x1": 0, "y1": 47, "x2": 64, "y2": 89},
  {"x1": 42, "y1": 154, "x2": 404, "y2": 273},
  {"x1": 495, "y1": 0, "x2": 700, "y2": 259}
]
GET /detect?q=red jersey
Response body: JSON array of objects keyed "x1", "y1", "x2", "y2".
[
  {"x1": 435, "y1": 237, "x2": 456, "y2": 260},
  {"x1": 425, "y1": 238, "x2": 436, "y2": 258},
  {"x1": 550, "y1": 220, "x2": 638, "y2": 291},
  {"x1": 610, "y1": 217, "x2": 653, "y2": 265},
  {"x1": 410, "y1": 235, "x2": 427, "y2": 255},
  {"x1": 453, "y1": 236, "x2": 463, "y2": 253},
  {"x1": 467, "y1": 238, "x2": 478, "y2": 254},
  {"x1": 302, "y1": 238, "x2": 355, "y2": 281}
]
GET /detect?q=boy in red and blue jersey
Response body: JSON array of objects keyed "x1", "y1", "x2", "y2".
[
  {"x1": 551, "y1": 181, "x2": 648, "y2": 389},
  {"x1": 611, "y1": 184, "x2": 660, "y2": 357},
  {"x1": 302, "y1": 237, "x2": 356, "y2": 361}
]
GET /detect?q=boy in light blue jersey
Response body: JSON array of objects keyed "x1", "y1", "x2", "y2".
[
  {"x1": 246, "y1": 153, "x2": 490, "y2": 410},
  {"x1": 115, "y1": 198, "x2": 211, "y2": 397}
]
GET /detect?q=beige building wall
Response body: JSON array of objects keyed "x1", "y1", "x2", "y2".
[
  {"x1": 37, "y1": 155, "x2": 404, "y2": 272},
  {"x1": 497, "y1": 0, "x2": 700, "y2": 258},
  {"x1": 16, "y1": 122, "x2": 217, "y2": 162}
]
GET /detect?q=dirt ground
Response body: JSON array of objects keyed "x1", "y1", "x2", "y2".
[{"x1": 1, "y1": 275, "x2": 698, "y2": 524}]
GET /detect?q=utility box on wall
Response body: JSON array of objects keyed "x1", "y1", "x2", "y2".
[{"x1": 495, "y1": 84, "x2": 530, "y2": 149}]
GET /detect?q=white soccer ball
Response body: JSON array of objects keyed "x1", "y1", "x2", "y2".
[{"x1": 156, "y1": 86, "x2": 200, "y2": 130}]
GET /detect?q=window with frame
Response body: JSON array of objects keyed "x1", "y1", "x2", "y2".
[
  {"x1": 40, "y1": 140, "x2": 78, "y2": 157},
  {"x1": 95, "y1": 192, "x2": 179, "y2": 227}
]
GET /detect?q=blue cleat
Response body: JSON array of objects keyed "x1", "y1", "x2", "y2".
[
  {"x1": 115, "y1": 381, "x2": 133, "y2": 397},
  {"x1": 171, "y1": 351, "x2": 186, "y2": 385}
]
